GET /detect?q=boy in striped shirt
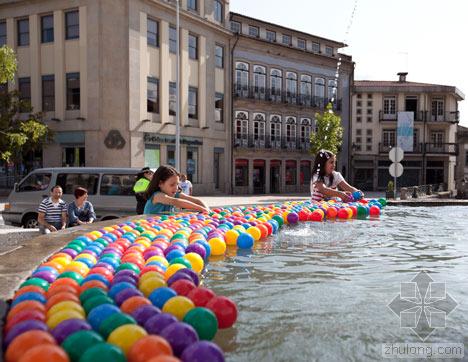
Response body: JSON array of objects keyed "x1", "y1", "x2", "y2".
[{"x1": 38, "y1": 185, "x2": 67, "y2": 233}]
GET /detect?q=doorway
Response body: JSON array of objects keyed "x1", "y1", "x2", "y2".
[
  {"x1": 253, "y1": 159, "x2": 265, "y2": 194},
  {"x1": 270, "y1": 160, "x2": 281, "y2": 193}
]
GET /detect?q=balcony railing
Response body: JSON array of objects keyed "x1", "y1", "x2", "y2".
[
  {"x1": 379, "y1": 143, "x2": 424, "y2": 154},
  {"x1": 234, "y1": 134, "x2": 311, "y2": 152},
  {"x1": 378, "y1": 110, "x2": 459, "y2": 123},
  {"x1": 234, "y1": 84, "x2": 342, "y2": 111},
  {"x1": 377, "y1": 143, "x2": 458, "y2": 155}
]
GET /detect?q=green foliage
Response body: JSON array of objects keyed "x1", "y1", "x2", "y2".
[
  {"x1": 387, "y1": 180, "x2": 394, "y2": 192},
  {"x1": 0, "y1": 90, "x2": 53, "y2": 164},
  {"x1": 0, "y1": 46, "x2": 17, "y2": 84},
  {"x1": 309, "y1": 103, "x2": 343, "y2": 156}
]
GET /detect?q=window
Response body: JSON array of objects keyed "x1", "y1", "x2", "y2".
[
  {"x1": 215, "y1": 93, "x2": 224, "y2": 122},
  {"x1": 231, "y1": 21, "x2": 241, "y2": 33},
  {"x1": 285, "y1": 160, "x2": 297, "y2": 185},
  {"x1": 357, "y1": 93, "x2": 362, "y2": 99},
  {"x1": 413, "y1": 129, "x2": 419, "y2": 148},
  {"x1": 312, "y1": 42, "x2": 320, "y2": 53},
  {"x1": 169, "y1": 25, "x2": 177, "y2": 53},
  {"x1": 214, "y1": 0, "x2": 223, "y2": 23},
  {"x1": 235, "y1": 159, "x2": 248, "y2": 186},
  {"x1": 367, "y1": 101, "x2": 373, "y2": 107},
  {"x1": 215, "y1": 44, "x2": 224, "y2": 68},
  {"x1": 0, "y1": 21, "x2": 6, "y2": 46},
  {"x1": 314, "y1": 78, "x2": 325, "y2": 106},
  {"x1": 325, "y1": 46, "x2": 333, "y2": 56},
  {"x1": 186, "y1": 147, "x2": 198, "y2": 183},
  {"x1": 282, "y1": 34, "x2": 291, "y2": 45},
  {"x1": 297, "y1": 38, "x2": 306, "y2": 49},
  {"x1": 270, "y1": 69, "x2": 282, "y2": 102},
  {"x1": 367, "y1": 94, "x2": 372, "y2": 98},
  {"x1": 42, "y1": 75, "x2": 55, "y2": 112},
  {"x1": 235, "y1": 112, "x2": 248, "y2": 143},
  {"x1": 383, "y1": 96, "x2": 396, "y2": 119},
  {"x1": 187, "y1": 0, "x2": 197, "y2": 11},
  {"x1": 431, "y1": 98, "x2": 444, "y2": 121},
  {"x1": 356, "y1": 136, "x2": 362, "y2": 143},
  {"x1": 253, "y1": 114, "x2": 266, "y2": 143},
  {"x1": 300, "y1": 75, "x2": 312, "y2": 105},
  {"x1": 66, "y1": 73, "x2": 80, "y2": 110},
  {"x1": 100, "y1": 174, "x2": 136, "y2": 196},
  {"x1": 383, "y1": 130, "x2": 396, "y2": 147},
  {"x1": 147, "y1": 77, "x2": 159, "y2": 113},
  {"x1": 17, "y1": 18, "x2": 29, "y2": 46},
  {"x1": 169, "y1": 82, "x2": 176, "y2": 116},
  {"x1": 253, "y1": 65, "x2": 266, "y2": 99},
  {"x1": 300, "y1": 160, "x2": 311, "y2": 185},
  {"x1": 270, "y1": 116, "x2": 281, "y2": 146},
  {"x1": 235, "y1": 62, "x2": 249, "y2": 96},
  {"x1": 367, "y1": 109, "x2": 372, "y2": 115},
  {"x1": 266, "y1": 30, "x2": 276, "y2": 42},
  {"x1": 189, "y1": 34, "x2": 198, "y2": 59},
  {"x1": 18, "y1": 77, "x2": 31, "y2": 112},
  {"x1": 367, "y1": 116, "x2": 372, "y2": 123},
  {"x1": 144, "y1": 144, "x2": 160, "y2": 168},
  {"x1": 166, "y1": 146, "x2": 175, "y2": 167},
  {"x1": 248, "y1": 25, "x2": 259, "y2": 37},
  {"x1": 62, "y1": 147, "x2": 85, "y2": 169},
  {"x1": 286, "y1": 117, "x2": 296, "y2": 144},
  {"x1": 41, "y1": 15, "x2": 54, "y2": 43},
  {"x1": 147, "y1": 18, "x2": 159, "y2": 47},
  {"x1": 300, "y1": 119, "x2": 311, "y2": 143},
  {"x1": 366, "y1": 137, "x2": 372, "y2": 143},
  {"x1": 357, "y1": 101, "x2": 362, "y2": 107},
  {"x1": 57, "y1": 173, "x2": 98, "y2": 195},
  {"x1": 188, "y1": 86, "x2": 198, "y2": 119},
  {"x1": 18, "y1": 173, "x2": 51, "y2": 192},
  {"x1": 430, "y1": 131, "x2": 444, "y2": 146},
  {"x1": 65, "y1": 10, "x2": 79, "y2": 40},
  {"x1": 357, "y1": 109, "x2": 362, "y2": 115},
  {"x1": 327, "y1": 79, "x2": 337, "y2": 102},
  {"x1": 286, "y1": 72, "x2": 297, "y2": 102},
  {"x1": 356, "y1": 129, "x2": 362, "y2": 135},
  {"x1": 366, "y1": 145, "x2": 372, "y2": 151}
]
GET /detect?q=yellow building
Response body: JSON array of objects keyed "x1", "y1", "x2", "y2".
[{"x1": 0, "y1": 0, "x2": 231, "y2": 194}]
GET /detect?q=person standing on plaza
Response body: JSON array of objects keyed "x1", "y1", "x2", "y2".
[
  {"x1": 133, "y1": 167, "x2": 154, "y2": 214},
  {"x1": 68, "y1": 187, "x2": 96, "y2": 227},
  {"x1": 37, "y1": 185, "x2": 67, "y2": 234},
  {"x1": 179, "y1": 174, "x2": 193, "y2": 195}
]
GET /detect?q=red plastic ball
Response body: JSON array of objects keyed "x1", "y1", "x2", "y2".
[
  {"x1": 369, "y1": 205, "x2": 381, "y2": 216},
  {"x1": 170, "y1": 280, "x2": 196, "y2": 297},
  {"x1": 205, "y1": 296, "x2": 238, "y2": 329},
  {"x1": 187, "y1": 287, "x2": 216, "y2": 307}
]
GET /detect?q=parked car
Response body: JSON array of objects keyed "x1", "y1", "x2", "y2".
[{"x1": 2, "y1": 167, "x2": 141, "y2": 228}]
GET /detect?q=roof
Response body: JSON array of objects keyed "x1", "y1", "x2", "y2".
[
  {"x1": 354, "y1": 80, "x2": 465, "y2": 100},
  {"x1": 230, "y1": 12, "x2": 346, "y2": 49}
]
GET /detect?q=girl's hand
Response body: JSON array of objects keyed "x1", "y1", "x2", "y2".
[{"x1": 341, "y1": 191, "x2": 353, "y2": 202}]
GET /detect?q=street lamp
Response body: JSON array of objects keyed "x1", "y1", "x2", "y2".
[{"x1": 175, "y1": 0, "x2": 181, "y2": 171}]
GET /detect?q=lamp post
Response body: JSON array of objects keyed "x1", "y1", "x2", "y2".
[{"x1": 175, "y1": 0, "x2": 181, "y2": 171}]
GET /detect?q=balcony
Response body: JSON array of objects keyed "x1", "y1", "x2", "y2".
[
  {"x1": 428, "y1": 111, "x2": 459, "y2": 123},
  {"x1": 378, "y1": 110, "x2": 459, "y2": 123},
  {"x1": 425, "y1": 143, "x2": 458, "y2": 155},
  {"x1": 378, "y1": 110, "x2": 427, "y2": 122},
  {"x1": 234, "y1": 134, "x2": 311, "y2": 152},
  {"x1": 379, "y1": 143, "x2": 424, "y2": 154},
  {"x1": 234, "y1": 84, "x2": 342, "y2": 111}
]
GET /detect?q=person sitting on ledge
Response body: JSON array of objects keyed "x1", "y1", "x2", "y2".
[
  {"x1": 38, "y1": 185, "x2": 67, "y2": 234},
  {"x1": 68, "y1": 187, "x2": 96, "y2": 227}
]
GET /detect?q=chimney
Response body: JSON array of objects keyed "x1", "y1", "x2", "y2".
[{"x1": 397, "y1": 72, "x2": 408, "y2": 83}]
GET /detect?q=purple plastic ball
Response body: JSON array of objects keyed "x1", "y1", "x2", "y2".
[
  {"x1": 60, "y1": 248, "x2": 78, "y2": 258},
  {"x1": 114, "y1": 288, "x2": 143, "y2": 306},
  {"x1": 176, "y1": 268, "x2": 199, "y2": 286},
  {"x1": 164, "y1": 245, "x2": 185, "y2": 257},
  {"x1": 167, "y1": 272, "x2": 194, "y2": 287},
  {"x1": 287, "y1": 212, "x2": 299, "y2": 224},
  {"x1": 111, "y1": 276, "x2": 137, "y2": 286},
  {"x1": 30, "y1": 271, "x2": 57, "y2": 283},
  {"x1": 114, "y1": 270, "x2": 139, "y2": 283},
  {"x1": 185, "y1": 244, "x2": 206, "y2": 260},
  {"x1": 4, "y1": 320, "x2": 48, "y2": 346},
  {"x1": 160, "y1": 322, "x2": 199, "y2": 357},
  {"x1": 144, "y1": 313, "x2": 178, "y2": 335},
  {"x1": 51, "y1": 319, "x2": 91, "y2": 344},
  {"x1": 131, "y1": 305, "x2": 161, "y2": 326},
  {"x1": 143, "y1": 249, "x2": 163, "y2": 260},
  {"x1": 181, "y1": 341, "x2": 225, "y2": 362}
]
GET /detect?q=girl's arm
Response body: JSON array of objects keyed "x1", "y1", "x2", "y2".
[
  {"x1": 337, "y1": 179, "x2": 359, "y2": 193},
  {"x1": 179, "y1": 193, "x2": 209, "y2": 210},
  {"x1": 154, "y1": 193, "x2": 209, "y2": 213},
  {"x1": 315, "y1": 181, "x2": 352, "y2": 201}
]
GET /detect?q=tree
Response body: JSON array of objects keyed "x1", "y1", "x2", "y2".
[
  {"x1": 309, "y1": 103, "x2": 343, "y2": 156},
  {"x1": 0, "y1": 46, "x2": 53, "y2": 168}
]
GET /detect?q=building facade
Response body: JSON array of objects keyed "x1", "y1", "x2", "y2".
[
  {"x1": 351, "y1": 73, "x2": 464, "y2": 192},
  {"x1": 0, "y1": 0, "x2": 232, "y2": 194},
  {"x1": 230, "y1": 12, "x2": 353, "y2": 195},
  {"x1": 456, "y1": 125, "x2": 468, "y2": 185}
]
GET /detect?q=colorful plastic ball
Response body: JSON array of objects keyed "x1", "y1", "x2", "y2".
[
  {"x1": 4, "y1": 320, "x2": 48, "y2": 346},
  {"x1": 149, "y1": 287, "x2": 177, "y2": 309},
  {"x1": 164, "y1": 264, "x2": 187, "y2": 281},
  {"x1": 139, "y1": 277, "x2": 167, "y2": 297},
  {"x1": 20, "y1": 278, "x2": 49, "y2": 291},
  {"x1": 166, "y1": 249, "x2": 186, "y2": 262},
  {"x1": 175, "y1": 269, "x2": 199, "y2": 287},
  {"x1": 162, "y1": 296, "x2": 195, "y2": 321},
  {"x1": 127, "y1": 335, "x2": 173, "y2": 362},
  {"x1": 246, "y1": 226, "x2": 261, "y2": 241},
  {"x1": 57, "y1": 271, "x2": 84, "y2": 284},
  {"x1": 46, "y1": 308, "x2": 85, "y2": 329},
  {"x1": 168, "y1": 257, "x2": 192, "y2": 269},
  {"x1": 79, "y1": 342, "x2": 126, "y2": 362},
  {"x1": 272, "y1": 214, "x2": 284, "y2": 227},
  {"x1": 46, "y1": 301, "x2": 85, "y2": 319},
  {"x1": 139, "y1": 271, "x2": 165, "y2": 286},
  {"x1": 183, "y1": 253, "x2": 204, "y2": 274},
  {"x1": 87, "y1": 304, "x2": 121, "y2": 331},
  {"x1": 121, "y1": 296, "x2": 152, "y2": 315},
  {"x1": 208, "y1": 238, "x2": 226, "y2": 256},
  {"x1": 99, "y1": 313, "x2": 137, "y2": 340},
  {"x1": 131, "y1": 305, "x2": 161, "y2": 326},
  {"x1": 14, "y1": 344, "x2": 69, "y2": 362},
  {"x1": 7, "y1": 301, "x2": 46, "y2": 322},
  {"x1": 159, "y1": 322, "x2": 199, "y2": 357},
  {"x1": 107, "y1": 324, "x2": 148, "y2": 356},
  {"x1": 187, "y1": 287, "x2": 216, "y2": 307},
  {"x1": 83, "y1": 295, "x2": 115, "y2": 314},
  {"x1": 181, "y1": 341, "x2": 225, "y2": 362},
  {"x1": 286, "y1": 212, "x2": 299, "y2": 224},
  {"x1": 29, "y1": 271, "x2": 56, "y2": 283},
  {"x1": 369, "y1": 205, "x2": 381, "y2": 216},
  {"x1": 183, "y1": 307, "x2": 218, "y2": 341},
  {"x1": 326, "y1": 207, "x2": 338, "y2": 218},
  {"x1": 4, "y1": 310, "x2": 46, "y2": 334},
  {"x1": 5, "y1": 330, "x2": 56, "y2": 362},
  {"x1": 79, "y1": 287, "x2": 107, "y2": 304},
  {"x1": 236, "y1": 233, "x2": 254, "y2": 249},
  {"x1": 11, "y1": 292, "x2": 47, "y2": 307},
  {"x1": 194, "y1": 240, "x2": 210, "y2": 258},
  {"x1": 224, "y1": 230, "x2": 239, "y2": 246},
  {"x1": 205, "y1": 296, "x2": 237, "y2": 329},
  {"x1": 144, "y1": 313, "x2": 178, "y2": 335},
  {"x1": 13, "y1": 285, "x2": 46, "y2": 299},
  {"x1": 184, "y1": 244, "x2": 206, "y2": 260},
  {"x1": 51, "y1": 318, "x2": 91, "y2": 344},
  {"x1": 62, "y1": 330, "x2": 104, "y2": 362},
  {"x1": 170, "y1": 280, "x2": 196, "y2": 297}
]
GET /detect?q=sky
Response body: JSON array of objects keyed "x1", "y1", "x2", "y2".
[{"x1": 230, "y1": 0, "x2": 468, "y2": 126}]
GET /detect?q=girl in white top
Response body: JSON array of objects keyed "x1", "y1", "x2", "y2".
[{"x1": 310, "y1": 149, "x2": 363, "y2": 202}]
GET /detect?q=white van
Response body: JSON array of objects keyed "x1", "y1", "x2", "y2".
[{"x1": 2, "y1": 167, "x2": 141, "y2": 228}]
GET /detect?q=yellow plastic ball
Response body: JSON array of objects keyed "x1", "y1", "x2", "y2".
[
  {"x1": 208, "y1": 237, "x2": 226, "y2": 256},
  {"x1": 184, "y1": 253, "x2": 204, "y2": 274},
  {"x1": 46, "y1": 309, "x2": 84, "y2": 329},
  {"x1": 139, "y1": 271, "x2": 165, "y2": 287},
  {"x1": 164, "y1": 264, "x2": 186, "y2": 281},
  {"x1": 246, "y1": 226, "x2": 261, "y2": 242},
  {"x1": 46, "y1": 301, "x2": 85, "y2": 319},
  {"x1": 145, "y1": 255, "x2": 169, "y2": 267},
  {"x1": 107, "y1": 324, "x2": 148, "y2": 356},
  {"x1": 139, "y1": 277, "x2": 167, "y2": 297},
  {"x1": 224, "y1": 230, "x2": 239, "y2": 246},
  {"x1": 233, "y1": 225, "x2": 246, "y2": 233},
  {"x1": 162, "y1": 296, "x2": 195, "y2": 321}
]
